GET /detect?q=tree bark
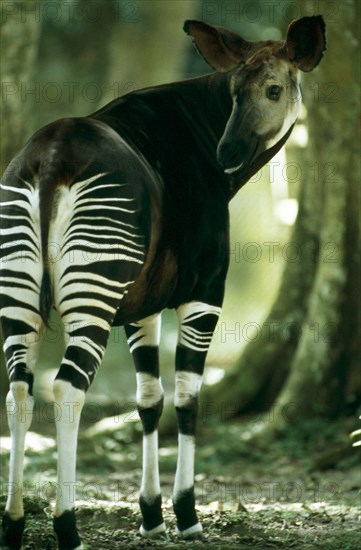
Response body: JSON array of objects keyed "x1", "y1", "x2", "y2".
[
  {"x1": 271, "y1": 0, "x2": 360, "y2": 428},
  {"x1": 0, "y1": 0, "x2": 42, "y2": 172}
]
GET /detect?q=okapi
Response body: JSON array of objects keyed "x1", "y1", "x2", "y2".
[{"x1": 0, "y1": 16, "x2": 326, "y2": 549}]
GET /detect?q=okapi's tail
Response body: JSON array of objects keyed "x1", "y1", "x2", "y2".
[
  {"x1": 38, "y1": 157, "x2": 61, "y2": 327},
  {"x1": 40, "y1": 269, "x2": 52, "y2": 328}
]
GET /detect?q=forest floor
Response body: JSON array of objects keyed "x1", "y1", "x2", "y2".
[{"x1": 0, "y1": 406, "x2": 360, "y2": 549}]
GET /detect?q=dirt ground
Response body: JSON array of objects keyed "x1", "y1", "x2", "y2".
[{"x1": 0, "y1": 407, "x2": 360, "y2": 549}]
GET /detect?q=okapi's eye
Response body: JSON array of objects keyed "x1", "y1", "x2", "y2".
[{"x1": 267, "y1": 85, "x2": 282, "y2": 101}]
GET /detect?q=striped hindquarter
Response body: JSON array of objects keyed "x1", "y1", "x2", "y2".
[
  {"x1": 0, "y1": 171, "x2": 147, "y2": 390},
  {"x1": 0, "y1": 177, "x2": 43, "y2": 391},
  {"x1": 49, "y1": 172, "x2": 146, "y2": 390},
  {"x1": 0, "y1": 165, "x2": 148, "y2": 549}
]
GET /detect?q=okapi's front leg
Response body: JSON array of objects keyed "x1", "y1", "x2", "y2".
[
  {"x1": 125, "y1": 313, "x2": 165, "y2": 536},
  {"x1": 174, "y1": 302, "x2": 221, "y2": 538}
]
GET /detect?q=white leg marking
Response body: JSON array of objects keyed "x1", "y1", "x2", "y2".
[
  {"x1": 137, "y1": 374, "x2": 163, "y2": 502},
  {"x1": 174, "y1": 371, "x2": 202, "y2": 408},
  {"x1": 177, "y1": 523, "x2": 203, "y2": 538},
  {"x1": 139, "y1": 522, "x2": 166, "y2": 537},
  {"x1": 136, "y1": 373, "x2": 163, "y2": 409},
  {"x1": 176, "y1": 302, "x2": 222, "y2": 323},
  {"x1": 5, "y1": 382, "x2": 34, "y2": 519},
  {"x1": 127, "y1": 313, "x2": 161, "y2": 353},
  {"x1": 174, "y1": 434, "x2": 195, "y2": 496},
  {"x1": 176, "y1": 302, "x2": 221, "y2": 352},
  {"x1": 141, "y1": 431, "x2": 161, "y2": 503},
  {"x1": 53, "y1": 380, "x2": 85, "y2": 516},
  {"x1": 173, "y1": 372, "x2": 202, "y2": 496}
]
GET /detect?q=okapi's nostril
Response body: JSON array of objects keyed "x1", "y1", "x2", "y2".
[{"x1": 217, "y1": 141, "x2": 238, "y2": 168}]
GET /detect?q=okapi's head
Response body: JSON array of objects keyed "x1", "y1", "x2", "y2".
[{"x1": 184, "y1": 16, "x2": 326, "y2": 177}]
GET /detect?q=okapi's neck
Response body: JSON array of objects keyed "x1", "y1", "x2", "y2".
[
  {"x1": 92, "y1": 72, "x2": 234, "y2": 195},
  {"x1": 93, "y1": 71, "x2": 293, "y2": 200}
]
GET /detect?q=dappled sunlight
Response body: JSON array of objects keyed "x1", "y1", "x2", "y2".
[
  {"x1": 274, "y1": 198, "x2": 299, "y2": 225},
  {"x1": 83, "y1": 411, "x2": 140, "y2": 438},
  {"x1": 203, "y1": 367, "x2": 225, "y2": 386},
  {"x1": 0, "y1": 432, "x2": 55, "y2": 454}
]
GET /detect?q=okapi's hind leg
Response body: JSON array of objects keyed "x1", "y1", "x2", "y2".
[
  {"x1": 173, "y1": 302, "x2": 221, "y2": 538},
  {"x1": 52, "y1": 315, "x2": 119, "y2": 550},
  {"x1": 0, "y1": 175, "x2": 44, "y2": 549},
  {"x1": 0, "y1": 319, "x2": 43, "y2": 550},
  {"x1": 52, "y1": 379, "x2": 85, "y2": 550},
  {"x1": 125, "y1": 313, "x2": 165, "y2": 537}
]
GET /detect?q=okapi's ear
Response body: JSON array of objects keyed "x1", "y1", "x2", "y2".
[
  {"x1": 183, "y1": 20, "x2": 252, "y2": 72},
  {"x1": 284, "y1": 15, "x2": 326, "y2": 72}
]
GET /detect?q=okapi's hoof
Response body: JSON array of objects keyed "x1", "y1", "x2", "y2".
[
  {"x1": 139, "y1": 494, "x2": 165, "y2": 537},
  {"x1": 177, "y1": 522, "x2": 203, "y2": 539},
  {"x1": 139, "y1": 522, "x2": 167, "y2": 537},
  {"x1": 53, "y1": 509, "x2": 82, "y2": 550},
  {"x1": 0, "y1": 513, "x2": 25, "y2": 550}
]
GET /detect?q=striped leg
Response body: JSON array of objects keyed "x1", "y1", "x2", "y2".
[
  {"x1": 52, "y1": 315, "x2": 119, "y2": 550},
  {"x1": 125, "y1": 313, "x2": 165, "y2": 536},
  {"x1": 0, "y1": 177, "x2": 43, "y2": 549},
  {"x1": 173, "y1": 302, "x2": 221, "y2": 538},
  {"x1": 52, "y1": 269, "x2": 138, "y2": 549},
  {"x1": 48, "y1": 171, "x2": 147, "y2": 548},
  {"x1": 1, "y1": 331, "x2": 42, "y2": 550}
]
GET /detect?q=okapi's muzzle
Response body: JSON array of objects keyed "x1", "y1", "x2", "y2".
[
  {"x1": 216, "y1": 102, "x2": 262, "y2": 174},
  {"x1": 217, "y1": 134, "x2": 259, "y2": 174}
]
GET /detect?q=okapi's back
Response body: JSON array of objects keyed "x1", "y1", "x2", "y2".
[{"x1": 0, "y1": 117, "x2": 155, "y2": 339}]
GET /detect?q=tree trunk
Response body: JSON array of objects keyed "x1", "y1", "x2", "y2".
[
  {"x1": 271, "y1": 0, "x2": 360, "y2": 427},
  {"x1": 0, "y1": 0, "x2": 42, "y2": 172},
  {"x1": 102, "y1": 0, "x2": 197, "y2": 106},
  {"x1": 199, "y1": 0, "x2": 360, "y2": 429}
]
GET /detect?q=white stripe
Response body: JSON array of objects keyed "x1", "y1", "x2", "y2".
[
  {"x1": 127, "y1": 314, "x2": 161, "y2": 352},
  {"x1": 0, "y1": 184, "x2": 34, "y2": 198},
  {"x1": 174, "y1": 372, "x2": 202, "y2": 408},
  {"x1": 176, "y1": 302, "x2": 221, "y2": 351},
  {"x1": 61, "y1": 312, "x2": 111, "y2": 331},
  {"x1": 141, "y1": 431, "x2": 161, "y2": 502},
  {"x1": 53, "y1": 381, "x2": 85, "y2": 516},
  {"x1": 75, "y1": 182, "x2": 122, "y2": 197},
  {"x1": 58, "y1": 282, "x2": 123, "y2": 302},
  {"x1": 1, "y1": 307, "x2": 41, "y2": 325},
  {"x1": 174, "y1": 434, "x2": 195, "y2": 496},
  {"x1": 0, "y1": 276, "x2": 39, "y2": 291},
  {"x1": 59, "y1": 297, "x2": 117, "y2": 314},
  {"x1": 71, "y1": 337, "x2": 104, "y2": 364},
  {"x1": 5, "y1": 383, "x2": 34, "y2": 519},
  {"x1": 59, "y1": 271, "x2": 132, "y2": 289},
  {"x1": 69, "y1": 173, "x2": 108, "y2": 191},
  {"x1": 136, "y1": 373, "x2": 163, "y2": 408},
  {"x1": 60, "y1": 360, "x2": 90, "y2": 385},
  {"x1": 71, "y1": 215, "x2": 138, "y2": 231},
  {"x1": 177, "y1": 301, "x2": 222, "y2": 322}
]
